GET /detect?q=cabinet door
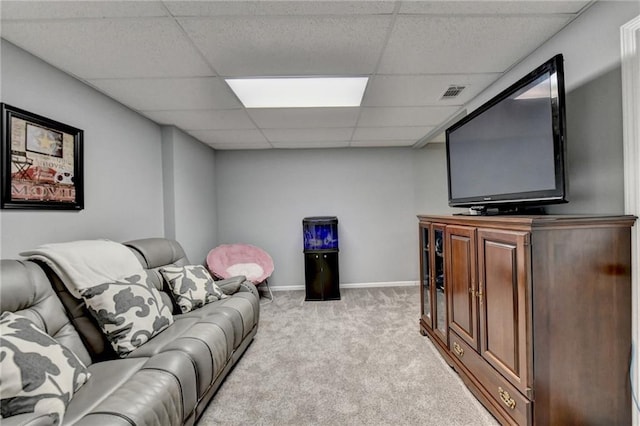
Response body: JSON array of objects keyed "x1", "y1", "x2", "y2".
[
  {"x1": 321, "y1": 252, "x2": 340, "y2": 300},
  {"x1": 304, "y1": 252, "x2": 340, "y2": 300},
  {"x1": 419, "y1": 223, "x2": 433, "y2": 330},
  {"x1": 478, "y1": 229, "x2": 531, "y2": 395},
  {"x1": 446, "y1": 225, "x2": 478, "y2": 350},
  {"x1": 432, "y1": 225, "x2": 448, "y2": 345}
]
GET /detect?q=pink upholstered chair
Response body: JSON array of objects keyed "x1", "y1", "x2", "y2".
[{"x1": 206, "y1": 244, "x2": 274, "y2": 302}]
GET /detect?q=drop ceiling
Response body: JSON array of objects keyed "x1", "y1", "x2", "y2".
[{"x1": 0, "y1": 1, "x2": 591, "y2": 150}]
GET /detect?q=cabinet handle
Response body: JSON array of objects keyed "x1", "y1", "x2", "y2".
[
  {"x1": 498, "y1": 387, "x2": 516, "y2": 410},
  {"x1": 452, "y1": 341, "x2": 464, "y2": 358}
]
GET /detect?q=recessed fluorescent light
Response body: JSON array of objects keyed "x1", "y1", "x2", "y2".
[{"x1": 225, "y1": 77, "x2": 368, "y2": 108}]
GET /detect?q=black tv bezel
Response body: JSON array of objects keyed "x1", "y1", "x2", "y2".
[{"x1": 445, "y1": 54, "x2": 568, "y2": 211}]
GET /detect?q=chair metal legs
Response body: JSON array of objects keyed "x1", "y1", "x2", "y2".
[{"x1": 257, "y1": 279, "x2": 274, "y2": 304}]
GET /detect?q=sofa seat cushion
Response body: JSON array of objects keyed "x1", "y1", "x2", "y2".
[
  {"x1": 65, "y1": 352, "x2": 197, "y2": 426},
  {"x1": 126, "y1": 315, "x2": 234, "y2": 397},
  {"x1": 160, "y1": 265, "x2": 227, "y2": 314},
  {"x1": 63, "y1": 357, "x2": 147, "y2": 424},
  {"x1": 0, "y1": 312, "x2": 91, "y2": 425},
  {"x1": 80, "y1": 271, "x2": 174, "y2": 357},
  {"x1": 178, "y1": 292, "x2": 258, "y2": 349},
  {"x1": 217, "y1": 293, "x2": 259, "y2": 339}
]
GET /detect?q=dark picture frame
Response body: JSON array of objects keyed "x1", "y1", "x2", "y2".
[{"x1": 1, "y1": 103, "x2": 84, "y2": 210}]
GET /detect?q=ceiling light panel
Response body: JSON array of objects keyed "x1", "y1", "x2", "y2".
[{"x1": 226, "y1": 77, "x2": 368, "y2": 108}]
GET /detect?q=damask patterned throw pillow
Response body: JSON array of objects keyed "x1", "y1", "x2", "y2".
[
  {"x1": 80, "y1": 271, "x2": 174, "y2": 357},
  {"x1": 160, "y1": 265, "x2": 227, "y2": 314},
  {"x1": 0, "y1": 311, "x2": 91, "y2": 425}
]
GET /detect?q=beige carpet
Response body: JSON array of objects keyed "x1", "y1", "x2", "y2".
[{"x1": 198, "y1": 287, "x2": 499, "y2": 426}]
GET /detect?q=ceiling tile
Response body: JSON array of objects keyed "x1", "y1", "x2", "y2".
[
  {"x1": 207, "y1": 142, "x2": 271, "y2": 150},
  {"x1": 271, "y1": 141, "x2": 350, "y2": 149},
  {"x1": 363, "y1": 73, "x2": 500, "y2": 107},
  {"x1": 352, "y1": 126, "x2": 433, "y2": 141},
  {"x1": 89, "y1": 77, "x2": 241, "y2": 111},
  {"x1": 165, "y1": 1, "x2": 396, "y2": 17},
  {"x1": 263, "y1": 128, "x2": 353, "y2": 143},
  {"x1": 358, "y1": 106, "x2": 461, "y2": 127},
  {"x1": 1, "y1": 0, "x2": 168, "y2": 19},
  {"x1": 1, "y1": 18, "x2": 212, "y2": 78},
  {"x1": 187, "y1": 129, "x2": 268, "y2": 146},
  {"x1": 178, "y1": 15, "x2": 392, "y2": 76},
  {"x1": 249, "y1": 108, "x2": 360, "y2": 129},
  {"x1": 399, "y1": 1, "x2": 590, "y2": 15},
  {"x1": 378, "y1": 14, "x2": 573, "y2": 74},
  {"x1": 351, "y1": 140, "x2": 416, "y2": 148},
  {"x1": 0, "y1": 0, "x2": 592, "y2": 151},
  {"x1": 141, "y1": 109, "x2": 255, "y2": 130}
]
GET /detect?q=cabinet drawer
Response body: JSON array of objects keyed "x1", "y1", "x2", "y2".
[{"x1": 450, "y1": 331, "x2": 531, "y2": 425}]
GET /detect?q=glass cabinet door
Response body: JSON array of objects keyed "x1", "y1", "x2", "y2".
[
  {"x1": 420, "y1": 225, "x2": 432, "y2": 329},
  {"x1": 433, "y1": 225, "x2": 448, "y2": 344}
]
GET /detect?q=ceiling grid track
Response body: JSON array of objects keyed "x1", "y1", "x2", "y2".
[
  {"x1": 0, "y1": 0, "x2": 596, "y2": 150},
  {"x1": 348, "y1": 0, "x2": 402, "y2": 147}
]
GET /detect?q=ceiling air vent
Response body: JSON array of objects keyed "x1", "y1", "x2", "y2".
[{"x1": 441, "y1": 85, "x2": 466, "y2": 99}]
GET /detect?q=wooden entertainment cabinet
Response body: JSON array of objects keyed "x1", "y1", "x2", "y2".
[{"x1": 418, "y1": 214, "x2": 636, "y2": 425}]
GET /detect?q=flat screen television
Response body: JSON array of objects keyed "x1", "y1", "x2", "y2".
[{"x1": 445, "y1": 54, "x2": 567, "y2": 214}]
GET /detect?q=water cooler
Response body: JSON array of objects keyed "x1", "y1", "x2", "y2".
[{"x1": 303, "y1": 216, "x2": 340, "y2": 301}]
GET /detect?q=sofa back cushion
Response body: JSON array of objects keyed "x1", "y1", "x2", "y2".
[
  {"x1": 0, "y1": 260, "x2": 92, "y2": 367},
  {"x1": 124, "y1": 238, "x2": 191, "y2": 314},
  {"x1": 1, "y1": 311, "x2": 92, "y2": 423},
  {"x1": 79, "y1": 271, "x2": 174, "y2": 357},
  {"x1": 38, "y1": 261, "x2": 119, "y2": 362},
  {"x1": 28, "y1": 238, "x2": 191, "y2": 363}
]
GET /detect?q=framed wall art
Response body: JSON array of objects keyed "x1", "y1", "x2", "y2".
[{"x1": 1, "y1": 103, "x2": 84, "y2": 210}]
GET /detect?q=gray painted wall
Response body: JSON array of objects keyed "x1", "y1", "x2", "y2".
[
  {"x1": 1, "y1": 0, "x2": 636, "y2": 286},
  {"x1": 412, "y1": 144, "x2": 463, "y2": 215},
  {"x1": 162, "y1": 126, "x2": 217, "y2": 264},
  {"x1": 215, "y1": 148, "x2": 420, "y2": 288},
  {"x1": 0, "y1": 40, "x2": 165, "y2": 258},
  {"x1": 461, "y1": 1, "x2": 639, "y2": 215},
  {"x1": 554, "y1": 66, "x2": 625, "y2": 214}
]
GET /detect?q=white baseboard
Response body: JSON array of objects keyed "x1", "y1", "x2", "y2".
[{"x1": 267, "y1": 280, "x2": 419, "y2": 292}]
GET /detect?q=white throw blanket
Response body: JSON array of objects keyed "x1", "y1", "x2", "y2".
[{"x1": 21, "y1": 239, "x2": 144, "y2": 298}]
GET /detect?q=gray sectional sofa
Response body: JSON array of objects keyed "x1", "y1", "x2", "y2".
[{"x1": 1, "y1": 238, "x2": 259, "y2": 426}]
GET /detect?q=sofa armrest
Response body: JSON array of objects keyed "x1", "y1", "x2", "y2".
[
  {"x1": 238, "y1": 280, "x2": 259, "y2": 299},
  {"x1": 215, "y1": 275, "x2": 246, "y2": 295}
]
